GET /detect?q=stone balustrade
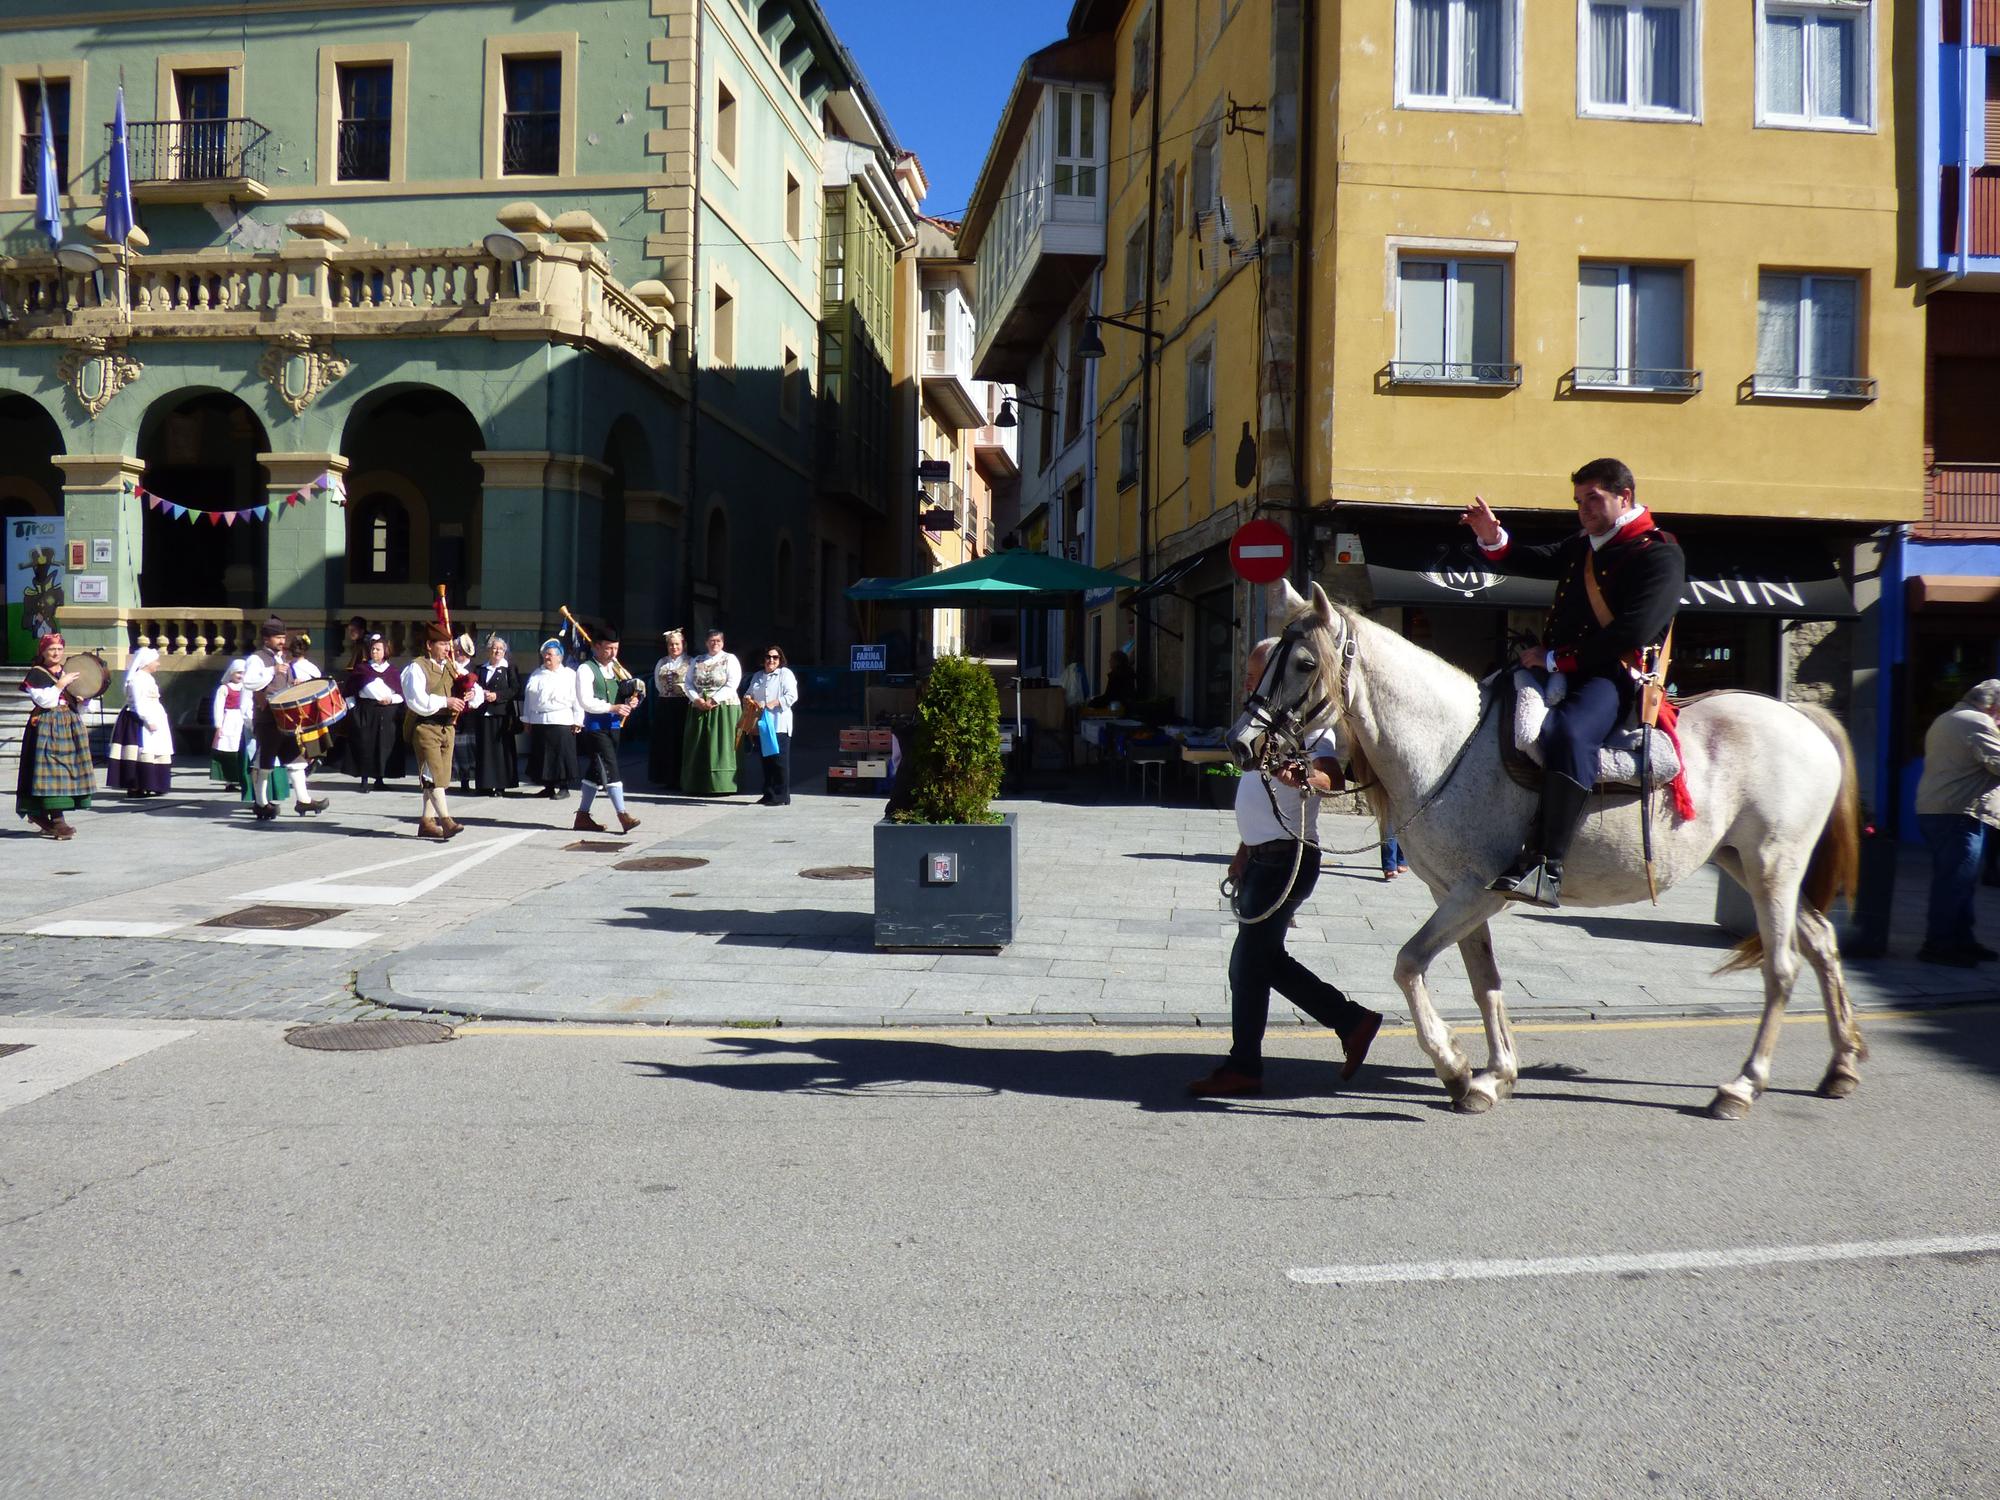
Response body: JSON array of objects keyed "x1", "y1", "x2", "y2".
[
  {"x1": 0, "y1": 239, "x2": 677, "y2": 379},
  {"x1": 55, "y1": 607, "x2": 563, "y2": 670}
]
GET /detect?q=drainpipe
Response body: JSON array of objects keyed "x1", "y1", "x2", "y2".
[
  {"x1": 1262, "y1": 0, "x2": 1306, "y2": 588},
  {"x1": 1136, "y1": 2, "x2": 1162, "y2": 696}
]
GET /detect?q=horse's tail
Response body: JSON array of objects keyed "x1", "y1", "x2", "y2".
[{"x1": 1716, "y1": 704, "x2": 1861, "y2": 975}]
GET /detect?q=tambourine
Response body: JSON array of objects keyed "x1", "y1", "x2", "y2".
[{"x1": 63, "y1": 650, "x2": 110, "y2": 702}]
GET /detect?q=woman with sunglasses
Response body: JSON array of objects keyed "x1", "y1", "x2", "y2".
[{"x1": 743, "y1": 645, "x2": 800, "y2": 806}]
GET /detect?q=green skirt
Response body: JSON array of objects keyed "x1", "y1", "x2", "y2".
[{"x1": 680, "y1": 703, "x2": 741, "y2": 795}]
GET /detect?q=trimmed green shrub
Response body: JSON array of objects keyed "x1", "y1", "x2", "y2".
[{"x1": 898, "y1": 654, "x2": 1003, "y2": 825}]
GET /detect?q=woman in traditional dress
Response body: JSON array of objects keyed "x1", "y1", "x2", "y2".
[
  {"x1": 680, "y1": 629, "x2": 742, "y2": 796},
  {"x1": 342, "y1": 633, "x2": 403, "y2": 791},
  {"x1": 743, "y1": 644, "x2": 800, "y2": 806},
  {"x1": 16, "y1": 634, "x2": 96, "y2": 839},
  {"x1": 520, "y1": 639, "x2": 581, "y2": 799},
  {"x1": 471, "y1": 635, "x2": 522, "y2": 796},
  {"x1": 451, "y1": 634, "x2": 481, "y2": 791},
  {"x1": 648, "y1": 629, "x2": 690, "y2": 791},
  {"x1": 107, "y1": 647, "x2": 173, "y2": 798},
  {"x1": 210, "y1": 659, "x2": 248, "y2": 792}
]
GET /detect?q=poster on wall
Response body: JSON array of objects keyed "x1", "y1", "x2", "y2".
[{"x1": 5, "y1": 516, "x2": 66, "y2": 663}]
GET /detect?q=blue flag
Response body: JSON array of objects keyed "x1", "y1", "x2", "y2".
[
  {"x1": 103, "y1": 86, "x2": 135, "y2": 247},
  {"x1": 33, "y1": 85, "x2": 61, "y2": 247}
]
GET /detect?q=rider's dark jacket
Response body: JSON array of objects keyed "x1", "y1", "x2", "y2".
[{"x1": 1478, "y1": 509, "x2": 1685, "y2": 707}]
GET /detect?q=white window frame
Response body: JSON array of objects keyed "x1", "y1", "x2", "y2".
[
  {"x1": 1755, "y1": 0, "x2": 1875, "y2": 133},
  {"x1": 1574, "y1": 262, "x2": 1694, "y2": 392},
  {"x1": 1051, "y1": 87, "x2": 1098, "y2": 201},
  {"x1": 1395, "y1": 0, "x2": 1523, "y2": 114},
  {"x1": 1391, "y1": 254, "x2": 1518, "y2": 385},
  {"x1": 1576, "y1": 0, "x2": 1700, "y2": 122},
  {"x1": 1752, "y1": 270, "x2": 1871, "y2": 401},
  {"x1": 1184, "y1": 339, "x2": 1215, "y2": 442}
]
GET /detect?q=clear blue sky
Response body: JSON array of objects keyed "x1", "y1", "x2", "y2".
[{"x1": 822, "y1": 0, "x2": 1076, "y2": 218}]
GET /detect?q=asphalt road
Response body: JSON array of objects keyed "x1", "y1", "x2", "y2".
[{"x1": 3, "y1": 1009, "x2": 1997, "y2": 1499}]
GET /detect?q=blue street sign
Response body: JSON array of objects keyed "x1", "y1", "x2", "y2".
[{"x1": 850, "y1": 643, "x2": 887, "y2": 672}]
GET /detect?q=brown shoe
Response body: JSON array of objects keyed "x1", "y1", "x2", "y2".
[
  {"x1": 1187, "y1": 1065, "x2": 1264, "y2": 1099},
  {"x1": 51, "y1": 816, "x2": 76, "y2": 841},
  {"x1": 417, "y1": 818, "x2": 448, "y2": 841},
  {"x1": 573, "y1": 811, "x2": 604, "y2": 833},
  {"x1": 27, "y1": 813, "x2": 54, "y2": 838},
  {"x1": 441, "y1": 818, "x2": 464, "y2": 839},
  {"x1": 1339, "y1": 1011, "x2": 1384, "y2": 1081},
  {"x1": 616, "y1": 812, "x2": 641, "y2": 834}
]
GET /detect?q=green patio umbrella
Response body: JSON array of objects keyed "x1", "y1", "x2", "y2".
[{"x1": 845, "y1": 549, "x2": 1138, "y2": 606}]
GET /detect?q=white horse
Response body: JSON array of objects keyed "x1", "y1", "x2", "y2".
[{"x1": 1228, "y1": 581, "x2": 1864, "y2": 1120}]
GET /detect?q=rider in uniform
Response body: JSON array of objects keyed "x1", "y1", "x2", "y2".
[{"x1": 1460, "y1": 457, "x2": 1685, "y2": 908}]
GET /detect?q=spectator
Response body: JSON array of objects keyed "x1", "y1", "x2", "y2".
[
  {"x1": 1913, "y1": 679, "x2": 2000, "y2": 966},
  {"x1": 744, "y1": 645, "x2": 800, "y2": 806}
]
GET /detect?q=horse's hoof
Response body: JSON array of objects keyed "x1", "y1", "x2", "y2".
[
  {"x1": 1453, "y1": 1078, "x2": 1498, "y2": 1114},
  {"x1": 1441, "y1": 1071, "x2": 1471, "y2": 1104},
  {"x1": 1816, "y1": 1066, "x2": 1860, "y2": 1100},
  {"x1": 1705, "y1": 1090, "x2": 1752, "y2": 1122}
]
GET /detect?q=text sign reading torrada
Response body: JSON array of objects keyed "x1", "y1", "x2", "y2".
[
  {"x1": 1229, "y1": 519, "x2": 1293, "y2": 583},
  {"x1": 850, "y1": 643, "x2": 887, "y2": 672}
]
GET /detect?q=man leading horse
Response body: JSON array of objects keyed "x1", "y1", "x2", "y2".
[{"x1": 1459, "y1": 457, "x2": 1686, "y2": 908}]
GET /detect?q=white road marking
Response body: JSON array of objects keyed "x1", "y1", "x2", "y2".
[
  {"x1": 28, "y1": 920, "x2": 181, "y2": 939},
  {"x1": 239, "y1": 830, "x2": 539, "y2": 907},
  {"x1": 1287, "y1": 1233, "x2": 2000, "y2": 1287},
  {"x1": 0, "y1": 1026, "x2": 195, "y2": 1114}
]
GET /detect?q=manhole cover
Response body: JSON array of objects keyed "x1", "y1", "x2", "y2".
[
  {"x1": 800, "y1": 866, "x2": 873, "y2": 881},
  {"x1": 0, "y1": 1043, "x2": 30, "y2": 1060},
  {"x1": 565, "y1": 840, "x2": 629, "y2": 853},
  {"x1": 285, "y1": 1019, "x2": 454, "y2": 1052},
  {"x1": 615, "y1": 856, "x2": 710, "y2": 873},
  {"x1": 204, "y1": 905, "x2": 347, "y2": 931}
]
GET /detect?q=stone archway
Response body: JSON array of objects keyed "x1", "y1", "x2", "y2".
[
  {"x1": 0, "y1": 393, "x2": 65, "y2": 519},
  {"x1": 340, "y1": 386, "x2": 484, "y2": 610},
  {"x1": 136, "y1": 389, "x2": 271, "y2": 608}
]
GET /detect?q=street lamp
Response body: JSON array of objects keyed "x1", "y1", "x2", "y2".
[
  {"x1": 483, "y1": 230, "x2": 530, "y2": 296},
  {"x1": 55, "y1": 242, "x2": 104, "y2": 306},
  {"x1": 1076, "y1": 314, "x2": 1163, "y2": 361},
  {"x1": 993, "y1": 391, "x2": 1055, "y2": 429}
]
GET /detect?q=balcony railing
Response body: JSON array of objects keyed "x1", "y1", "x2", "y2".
[
  {"x1": 1927, "y1": 463, "x2": 2000, "y2": 532},
  {"x1": 1386, "y1": 360, "x2": 1523, "y2": 388},
  {"x1": 502, "y1": 113, "x2": 560, "y2": 176},
  {"x1": 336, "y1": 119, "x2": 391, "y2": 182},
  {"x1": 0, "y1": 239, "x2": 676, "y2": 377},
  {"x1": 19, "y1": 134, "x2": 68, "y2": 196},
  {"x1": 1571, "y1": 366, "x2": 1703, "y2": 394},
  {"x1": 120, "y1": 117, "x2": 271, "y2": 186},
  {"x1": 1748, "y1": 373, "x2": 1878, "y2": 402}
]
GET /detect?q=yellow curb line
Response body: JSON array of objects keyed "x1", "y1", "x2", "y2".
[{"x1": 450, "y1": 1004, "x2": 1987, "y2": 1042}]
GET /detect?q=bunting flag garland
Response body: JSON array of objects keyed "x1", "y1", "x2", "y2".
[{"x1": 123, "y1": 471, "x2": 347, "y2": 525}]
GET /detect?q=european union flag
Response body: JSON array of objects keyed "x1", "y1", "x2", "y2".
[
  {"x1": 32, "y1": 86, "x2": 60, "y2": 247},
  {"x1": 103, "y1": 85, "x2": 136, "y2": 247}
]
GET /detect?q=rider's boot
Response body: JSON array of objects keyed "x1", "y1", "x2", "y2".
[{"x1": 1488, "y1": 773, "x2": 1592, "y2": 909}]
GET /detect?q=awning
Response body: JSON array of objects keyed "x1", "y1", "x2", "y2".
[
  {"x1": 1124, "y1": 551, "x2": 1209, "y2": 606},
  {"x1": 1907, "y1": 575, "x2": 2000, "y2": 608},
  {"x1": 844, "y1": 548, "x2": 1139, "y2": 607},
  {"x1": 1356, "y1": 518, "x2": 1858, "y2": 618}
]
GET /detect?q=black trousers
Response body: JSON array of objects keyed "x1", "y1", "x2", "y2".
[
  {"x1": 1228, "y1": 842, "x2": 1370, "y2": 1075},
  {"x1": 1539, "y1": 673, "x2": 1623, "y2": 785},
  {"x1": 761, "y1": 732, "x2": 791, "y2": 804}
]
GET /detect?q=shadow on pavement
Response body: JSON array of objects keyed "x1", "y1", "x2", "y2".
[
  {"x1": 1124, "y1": 852, "x2": 1231, "y2": 865},
  {"x1": 624, "y1": 1035, "x2": 1754, "y2": 1118},
  {"x1": 1874, "y1": 1001, "x2": 2000, "y2": 1090},
  {"x1": 1515, "y1": 912, "x2": 1735, "y2": 949},
  {"x1": 606, "y1": 905, "x2": 873, "y2": 948}
]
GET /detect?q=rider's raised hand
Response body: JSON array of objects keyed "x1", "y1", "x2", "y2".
[{"x1": 1460, "y1": 495, "x2": 1502, "y2": 546}]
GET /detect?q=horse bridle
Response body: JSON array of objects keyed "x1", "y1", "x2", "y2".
[{"x1": 1240, "y1": 614, "x2": 1346, "y2": 772}]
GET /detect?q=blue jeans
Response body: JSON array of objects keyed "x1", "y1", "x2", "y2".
[
  {"x1": 1381, "y1": 835, "x2": 1404, "y2": 873},
  {"x1": 1918, "y1": 813, "x2": 1986, "y2": 951},
  {"x1": 1228, "y1": 843, "x2": 1372, "y2": 1076}
]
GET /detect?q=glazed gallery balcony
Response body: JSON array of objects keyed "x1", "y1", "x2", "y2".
[{"x1": 0, "y1": 234, "x2": 677, "y2": 379}]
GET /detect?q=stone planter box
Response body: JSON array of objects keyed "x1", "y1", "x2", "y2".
[{"x1": 873, "y1": 814, "x2": 1018, "y2": 949}]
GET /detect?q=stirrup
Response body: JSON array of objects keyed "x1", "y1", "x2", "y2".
[{"x1": 1491, "y1": 858, "x2": 1563, "y2": 908}]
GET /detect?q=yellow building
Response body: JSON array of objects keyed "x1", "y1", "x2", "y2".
[
  {"x1": 1310, "y1": 0, "x2": 1921, "y2": 709},
  {"x1": 1047, "y1": 0, "x2": 1919, "y2": 740}
]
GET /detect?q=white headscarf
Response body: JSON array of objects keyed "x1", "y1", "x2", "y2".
[{"x1": 125, "y1": 646, "x2": 160, "y2": 692}]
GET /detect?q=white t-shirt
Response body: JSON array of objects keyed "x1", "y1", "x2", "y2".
[{"x1": 1234, "y1": 729, "x2": 1340, "y2": 846}]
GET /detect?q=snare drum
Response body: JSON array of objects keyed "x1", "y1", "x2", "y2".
[{"x1": 267, "y1": 678, "x2": 350, "y2": 758}]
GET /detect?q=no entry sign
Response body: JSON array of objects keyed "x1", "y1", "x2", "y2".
[{"x1": 1229, "y1": 519, "x2": 1293, "y2": 583}]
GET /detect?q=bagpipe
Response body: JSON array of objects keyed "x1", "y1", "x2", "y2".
[
  {"x1": 560, "y1": 606, "x2": 646, "y2": 707},
  {"x1": 433, "y1": 586, "x2": 479, "y2": 723}
]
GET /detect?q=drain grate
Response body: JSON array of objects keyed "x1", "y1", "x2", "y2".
[
  {"x1": 204, "y1": 905, "x2": 347, "y2": 931},
  {"x1": 0, "y1": 1043, "x2": 30, "y2": 1060},
  {"x1": 615, "y1": 856, "x2": 710, "y2": 873},
  {"x1": 285, "y1": 1019, "x2": 454, "y2": 1052},
  {"x1": 565, "y1": 840, "x2": 630, "y2": 853},
  {"x1": 800, "y1": 865, "x2": 873, "y2": 881}
]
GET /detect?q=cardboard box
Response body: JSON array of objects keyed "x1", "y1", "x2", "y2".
[
  {"x1": 854, "y1": 758, "x2": 889, "y2": 778},
  {"x1": 866, "y1": 729, "x2": 894, "y2": 752},
  {"x1": 838, "y1": 729, "x2": 871, "y2": 752},
  {"x1": 827, "y1": 764, "x2": 859, "y2": 780}
]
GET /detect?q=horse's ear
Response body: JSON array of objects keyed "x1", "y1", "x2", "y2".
[
  {"x1": 1311, "y1": 580, "x2": 1336, "y2": 628},
  {"x1": 1269, "y1": 577, "x2": 1308, "y2": 617}
]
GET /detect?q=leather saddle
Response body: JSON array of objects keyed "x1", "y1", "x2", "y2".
[{"x1": 1495, "y1": 669, "x2": 1679, "y2": 795}]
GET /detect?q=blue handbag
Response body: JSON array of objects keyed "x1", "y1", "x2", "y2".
[{"x1": 758, "y1": 709, "x2": 780, "y2": 757}]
